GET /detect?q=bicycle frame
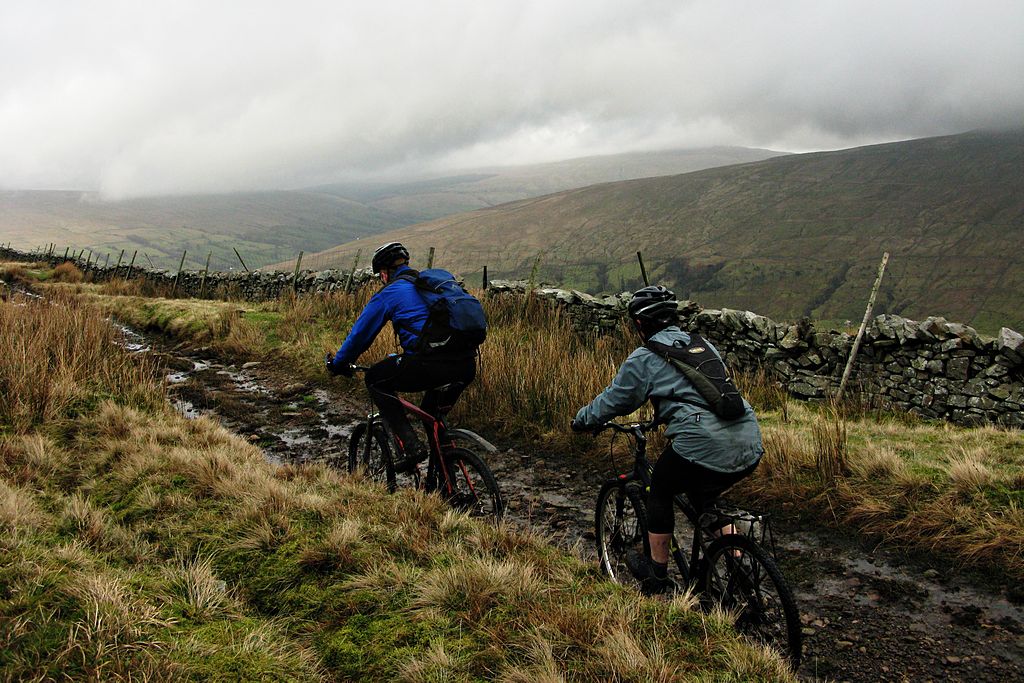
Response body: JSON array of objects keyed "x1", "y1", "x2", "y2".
[
  {"x1": 358, "y1": 385, "x2": 469, "y2": 499},
  {"x1": 604, "y1": 421, "x2": 716, "y2": 585}
]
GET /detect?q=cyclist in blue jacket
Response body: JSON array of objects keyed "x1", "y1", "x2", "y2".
[
  {"x1": 573, "y1": 286, "x2": 763, "y2": 594},
  {"x1": 326, "y1": 242, "x2": 476, "y2": 471}
]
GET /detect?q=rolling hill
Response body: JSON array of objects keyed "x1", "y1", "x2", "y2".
[
  {"x1": 293, "y1": 129, "x2": 1024, "y2": 334},
  {"x1": 0, "y1": 147, "x2": 780, "y2": 271}
]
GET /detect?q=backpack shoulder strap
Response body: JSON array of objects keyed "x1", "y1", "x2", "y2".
[
  {"x1": 388, "y1": 270, "x2": 420, "y2": 287},
  {"x1": 645, "y1": 335, "x2": 722, "y2": 406}
]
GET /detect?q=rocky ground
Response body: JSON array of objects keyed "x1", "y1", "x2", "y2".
[{"x1": 145, "y1": 337, "x2": 1023, "y2": 683}]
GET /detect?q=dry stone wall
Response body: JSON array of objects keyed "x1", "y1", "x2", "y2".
[
  {"x1": 486, "y1": 280, "x2": 1024, "y2": 428},
  {"x1": 3, "y1": 246, "x2": 1021, "y2": 427},
  {"x1": 0, "y1": 246, "x2": 376, "y2": 299}
]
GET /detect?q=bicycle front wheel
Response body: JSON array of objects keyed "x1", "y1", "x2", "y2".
[
  {"x1": 440, "y1": 447, "x2": 504, "y2": 520},
  {"x1": 594, "y1": 481, "x2": 649, "y2": 590},
  {"x1": 702, "y1": 534, "x2": 802, "y2": 669},
  {"x1": 347, "y1": 422, "x2": 395, "y2": 490}
]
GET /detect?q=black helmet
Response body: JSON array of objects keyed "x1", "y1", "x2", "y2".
[
  {"x1": 628, "y1": 285, "x2": 678, "y2": 333},
  {"x1": 371, "y1": 242, "x2": 410, "y2": 273}
]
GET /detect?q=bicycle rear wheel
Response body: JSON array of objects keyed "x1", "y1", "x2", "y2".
[
  {"x1": 347, "y1": 422, "x2": 396, "y2": 490},
  {"x1": 594, "y1": 482, "x2": 649, "y2": 590},
  {"x1": 702, "y1": 534, "x2": 802, "y2": 669},
  {"x1": 439, "y1": 447, "x2": 504, "y2": 520}
]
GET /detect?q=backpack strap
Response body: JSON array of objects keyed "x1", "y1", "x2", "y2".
[
  {"x1": 387, "y1": 270, "x2": 426, "y2": 349},
  {"x1": 645, "y1": 335, "x2": 739, "y2": 416}
]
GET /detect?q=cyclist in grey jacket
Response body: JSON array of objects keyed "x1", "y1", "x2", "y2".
[{"x1": 573, "y1": 285, "x2": 763, "y2": 594}]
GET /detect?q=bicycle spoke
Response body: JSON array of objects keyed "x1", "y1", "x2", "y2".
[{"x1": 702, "y1": 534, "x2": 801, "y2": 669}]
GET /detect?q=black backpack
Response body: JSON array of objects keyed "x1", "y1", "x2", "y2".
[
  {"x1": 395, "y1": 269, "x2": 487, "y2": 354},
  {"x1": 646, "y1": 333, "x2": 746, "y2": 419}
]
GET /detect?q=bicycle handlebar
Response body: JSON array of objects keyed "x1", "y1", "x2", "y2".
[
  {"x1": 574, "y1": 419, "x2": 659, "y2": 435},
  {"x1": 603, "y1": 419, "x2": 659, "y2": 433}
]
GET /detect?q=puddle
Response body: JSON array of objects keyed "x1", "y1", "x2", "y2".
[
  {"x1": 173, "y1": 399, "x2": 205, "y2": 420},
  {"x1": 214, "y1": 369, "x2": 271, "y2": 395},
  {"x1": 110, "y1": 321, "x2": 151, "y2": 353}
]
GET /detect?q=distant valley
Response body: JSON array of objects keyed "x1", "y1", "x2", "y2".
[
  {"x1": 297, "y1": 130, "x2": 1024, "y2": 334},
  {"x1": 0, "y1": 147, "x2": 779, "y2": 271}
]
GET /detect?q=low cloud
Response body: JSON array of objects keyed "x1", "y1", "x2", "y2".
[{"x1": 1, "y1": 0, "x2": 1022, "y2": 197}]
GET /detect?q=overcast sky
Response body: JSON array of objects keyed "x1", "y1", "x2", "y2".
[{"x1": 2, "y1": 0, "x2": 1022, "y2": 198}]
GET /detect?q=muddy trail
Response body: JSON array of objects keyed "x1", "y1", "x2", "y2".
[{"x1": 146, "y1": 339, "x2": 1023, "y2": 682}]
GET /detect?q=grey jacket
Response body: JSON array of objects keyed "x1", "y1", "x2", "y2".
[{"x1": 574, "y1": 326, "x2": 763, "y2": 473}]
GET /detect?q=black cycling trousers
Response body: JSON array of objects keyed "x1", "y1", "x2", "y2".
[
  {"x1": 646, "y1": 445, "x2": 759, "y2": 535},
  {"x1": 364, "y1": 354, "x2": 476, "y2": 451}
]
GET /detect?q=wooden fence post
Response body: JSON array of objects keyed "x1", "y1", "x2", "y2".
[
  {"x1": 143, "y1": 252, "x2": 155, "y2": 269},
  {"x1": 171, "y1": 250, "x2": 187, "y2": 297},
  {"x1": 343, "y1": 249, "x2": 362, "y2": 293},
  {"x1": 482, "y1": 265, "x2": 488, "y2": 290},
  {"x1": 837, "y1": 252, "x2": 890, "y2": 400},
  {"x1": 292, "y1": 251, "x2": 304, "y2": 294},
  {"x1": 103, "y1": 253, "x2": 110, "y2": 269},
  {"x1": 427, "y1": 246, "x2": 435, "y2": 269},
  {"x1": 637, "y1": 251, "x2": 650, "y2": 287},
  {"x1": 200, "y1": 251, "x2": 212, "y2": 297},
  {"x1": 125, "y1": 250, "x2": 138, "y2": 280},
  {"x1": 114, "y1": 249, "x2": 125, "y2": 275},
  {"x1": 63, "y1": 247, "x2": 69, "y2": 261},
  {"x1": 233, "y1": 247, "x2": 250, "y2": 272}
]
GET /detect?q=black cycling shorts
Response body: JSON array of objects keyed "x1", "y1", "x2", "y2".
[{"x1": 646, "y1": 445, "x2": 759, "y2": 535}]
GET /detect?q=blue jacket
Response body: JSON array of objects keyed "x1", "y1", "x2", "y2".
[
  {"x1": 333, "y1": 265, "x2": 429, "y2": 365},
  {"x1": 574, "y1": 326, "x2": 763, "y2": 473}
]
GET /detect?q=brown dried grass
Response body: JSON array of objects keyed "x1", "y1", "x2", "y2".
[
  {"x1": 0, "y1": 293, "x2": 165, "y2": 432},
  {"x1": 52, "y1": 262, "x2": 84, "y2": 283}
]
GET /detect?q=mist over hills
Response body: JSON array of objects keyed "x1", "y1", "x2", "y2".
[
  {"x1": 0, "y1": 147, "x2": 779, "y2": 271},
  {"x1": 308, "y1": 146, "x2": 783, "y2": 224},
  {"x1": 298, "y1": 129, "x2": 1024, "y2": 334}
]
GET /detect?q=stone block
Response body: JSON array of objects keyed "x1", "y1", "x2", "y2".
[
  {"x1": 948, "y1": 394, "x2": 968, "y2": 408},
  {"x1": 988, "y1": 385, "x2": 1012, "y2": 401},
  {"x1": 968, "y1": 396, "x2": 997, "y2": 410},
  {"x1": 779, "y1": 327, "x2": 808, "y2": 351}
]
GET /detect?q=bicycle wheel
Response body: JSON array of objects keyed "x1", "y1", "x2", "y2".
[
  {"x1": 595, "y1": 481, "x2": 649, "y2": 590},
  {"x1": 439, "y1": 447, "x2": 504, "y2": 520},
  {"x1": 702, "y1": 534, "x2": 802, "y2": 669},
  {"x1": 347, "y1": 422, "x2": 395, "y2": 489},
  {"x1": 448, "y1": 427, "x2": 498, "y2": 454}
]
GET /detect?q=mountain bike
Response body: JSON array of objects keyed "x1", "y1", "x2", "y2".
[
  {"x1": 592, "y1": 420, "x2": 802, "y2": 669},
  {"x1": 344, "y1": 365, "x2": 504, "y2": 520}
]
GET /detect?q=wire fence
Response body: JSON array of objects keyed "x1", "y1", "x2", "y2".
[{"x1": 2, "y1": 240, "x2": 667, "y2": 295}]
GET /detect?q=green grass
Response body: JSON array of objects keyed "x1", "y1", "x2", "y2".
[
  {"x1": 2, "y1": 283, "x2": 794, "y2": 681},
  {"x1": 81, "y1": 284, "x2": 1024, "y2": 581}
]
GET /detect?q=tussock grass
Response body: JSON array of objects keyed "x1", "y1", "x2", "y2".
[
  {"x1": 0, "y1": 293, "x2": 164, "y2": 432},
  {"x1": 0, "y1": 263, "x2": 30, "y2": 284},
  {"x1": 1, "y1": 396, "x2": 790, "y2": 680},
  {"x1": 0, "y1": 286, "x2": 790, "y2": 679},
  {"x1": 53, "y1": 261, "x2": 84, "y2": 283},
  {"x1": 812, "y1": 404, "x2": 849, "y2": 484},
  {"x1": 55, "y1": 283, "x2": 1024, "y2": 579}
]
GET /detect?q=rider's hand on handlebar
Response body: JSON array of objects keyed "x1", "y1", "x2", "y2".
[
  {"x1": 571, "y1": 418, "x2": 600, "y2": 434},
  {"x1": 325, "y1": 354, "x2": 355, "y2": 377}
]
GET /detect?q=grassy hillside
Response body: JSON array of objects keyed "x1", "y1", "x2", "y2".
[
  {"x1": 0, "y1": 190, "x2": 402, "y2": 272},
  {"x1": 309, "y1": 146, "x2": 784, "y2": 223},
  {"x1": 1, "y1": 147, "x2": 780, "y2": 274},
  {"x1": 297, "y1": 130, "x2": 1024, "y2": 334}
]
